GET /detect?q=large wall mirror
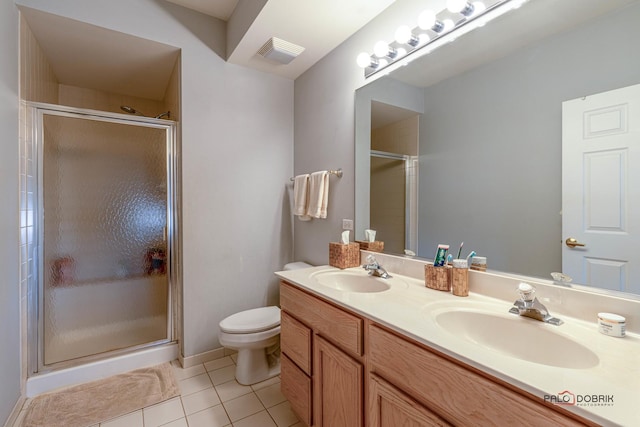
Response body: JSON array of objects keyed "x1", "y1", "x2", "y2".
[{"x1": 355, "y1": 0, "x2": 640, "y2": 295}]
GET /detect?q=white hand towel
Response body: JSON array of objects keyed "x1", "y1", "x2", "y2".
[
  {"x1": 308, "y1": 171, "x2": 329, "y2": 219},
  {"x1": 293, "y1": 174, "x2": 311, "y2": 221}
]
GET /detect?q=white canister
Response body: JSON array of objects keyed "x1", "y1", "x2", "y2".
[
  {"x1": 597, "y1": 312, "x2": 626, "y2": 337},
  {"x1": 470, "y1": 256, "x2": 487, "y2": 271}
]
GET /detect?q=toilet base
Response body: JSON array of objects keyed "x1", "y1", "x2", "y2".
[{"x1": 235, "y1": 347, "x2": 281, "y2": 385}]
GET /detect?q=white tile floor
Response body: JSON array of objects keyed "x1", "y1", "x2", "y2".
[{"x1": 14, "y1": 355, "x2": 303, "y2": 427}]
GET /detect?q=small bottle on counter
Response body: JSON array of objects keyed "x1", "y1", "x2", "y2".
[
  {"x1": 470, "y1": 256, "x2": 487, "y2": 271},
  {"x1": 451, "y1": 259, "x2": 469, "y2": 297}
]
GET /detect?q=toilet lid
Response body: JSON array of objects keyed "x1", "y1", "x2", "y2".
[{"x1": 219, "y1": 306, "x2": 281, "y2": 333}]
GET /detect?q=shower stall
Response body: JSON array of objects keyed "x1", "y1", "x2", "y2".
[
  {"x1": 24, "y1": 103, "x2": 179, "y2": 379},
  {"x1": 370, "y1": 150, "x2": 418, "y2": 255}
]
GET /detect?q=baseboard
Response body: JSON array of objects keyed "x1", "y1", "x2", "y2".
[
  {"x1": 179, "y1": 347, "x2": 226, "y2": 369},
  {"x1": 3, "y1": 396, "x2": 26, "y2": 427}
]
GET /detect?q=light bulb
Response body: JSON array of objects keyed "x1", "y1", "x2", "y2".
[
  {"x1": 373, "y1": 40, "x2": 390, "y2": 58},
  {"x1": 442, "y1": 19, "x2": 455, "y2": 32},
  {"x1": 472, "y1": 1, "x2": 486, "y2": 15},
  {"x1": 395, "y1": 25, "x2": 413, "y2": 44},
  {"x1": 447, "y1": 0, "x2": 475, "y2": 16},
  {"x1": 418, "y1": 10, "x2": 436, "y2": 30},
  {"x1": 356, "y1": 52, "x2": 373, "y2": 68},
  {"x1": 418, "y1": 33, "x2": 431, "y2": 45},
  {"x1": 447, "y1": 0, "x2": 467, "y2": 13}
]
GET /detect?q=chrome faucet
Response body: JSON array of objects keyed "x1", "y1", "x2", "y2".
[
  {"x1": 509, "y1": 283, "x2": 563, "y2": 326},
  {"x1": 362, "y1": 254, "x2": 391, "y2": 279}
]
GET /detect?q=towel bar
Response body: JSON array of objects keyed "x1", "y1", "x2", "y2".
[{"x1": 289, "y1": 169, "x2": 342, "y2": 181}]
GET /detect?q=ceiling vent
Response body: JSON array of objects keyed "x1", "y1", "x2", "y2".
[{"x1": 257, "y1": 37, "x2": 305, "y2": 65}]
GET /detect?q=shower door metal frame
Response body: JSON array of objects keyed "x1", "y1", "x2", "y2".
[{"x1": 26, "y1": 102, "x2": 180, "y2": 375}]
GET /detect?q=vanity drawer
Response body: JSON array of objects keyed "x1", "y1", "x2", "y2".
[
  {"x1": 280, "y1": 281, "x2": 363, "y2": 356},
  {"x1": 281, "y1": 353, "x2": 312, "y2": 426},
  {"x1": 368, "y1": 324, "x2": 590, "y2": 427},
  {"x1": 281, "y1": 311, "x2": 312, "y2": 375}
]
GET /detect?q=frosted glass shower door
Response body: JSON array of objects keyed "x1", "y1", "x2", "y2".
[{"x1": 41, "y1": 113, "x2": 170, "y2": 366}]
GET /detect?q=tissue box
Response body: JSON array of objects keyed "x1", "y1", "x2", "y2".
[
  {"x1": 425, "y1": 264, "x2": 452, "y2": 291},
  {"x1": 355, "y1": 240, "x2": 384, "y2": 253},
  {"x1": 329, "y1": 242, "x2": 361, "y2": 269}
]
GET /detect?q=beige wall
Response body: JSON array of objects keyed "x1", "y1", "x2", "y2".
[
  {"x1": 21, "y1": 14, "x2": 180, "y2": 118},
  {"x1": 19, "y1": 14, "x2": 58, "y2": 103},
  {"x1": 162, "y1": 57, "x2": 181, "y2": 122},
  {"x1": 372, "y1": 115, "x2": 418, "y2": 156},
  {"x1": 58, "y1": 84, "x2": 164, "y2": 116}
]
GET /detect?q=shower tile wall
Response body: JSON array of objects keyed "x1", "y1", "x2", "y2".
[
  {"x1": 19, "y1": 15, "x2": 58, "y2": 103},
  {"x1": 18, "y1": 103, "x2": 36, "y2": 383},
  {"x1": 19, "y1": 14, "x2": 59, "y2": 381},
  {"x1": 371, "y1": 115, "x2": 419, "y2": 156},
  {"x1": 58, "y1": 85, "x2": 164, "y2": 117}
]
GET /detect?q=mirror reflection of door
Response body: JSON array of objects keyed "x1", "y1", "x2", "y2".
[
  {"x1": 370, "y1": 101, "x2": 419, "y2": 254},
  {"x1": 562, "y1": 83, "x2": 640, "y2": 293}
]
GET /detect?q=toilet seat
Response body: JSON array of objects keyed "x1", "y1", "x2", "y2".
[{"x1": 220, "y1": 306, "x2": 280, "y2": 334}]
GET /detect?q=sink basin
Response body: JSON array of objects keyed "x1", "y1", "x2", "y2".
[
  {"x1": 434, "y1": 310, "x2": 599, "y2": 369},
  {"x1": 311, "y1": 270, "x2": 403, "y2": 293}
]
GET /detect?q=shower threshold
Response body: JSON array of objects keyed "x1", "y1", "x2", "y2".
[{"x1": 26, "y1": 342, "x2": 178, "y2": 397}]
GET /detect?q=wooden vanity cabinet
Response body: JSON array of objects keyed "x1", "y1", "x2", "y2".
[
  {"x1": 280, "y1": 281, "x2": 364, "y2": 427},
  {"x1": 280, "y1": 280, "x2": 594, "y2": 427},
  {"x1": 368, "y1": 324, "x2": 594, "y2": 427}
]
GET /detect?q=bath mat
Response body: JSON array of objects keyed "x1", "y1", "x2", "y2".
[{"x1": 23, "y1": 363, "x2": 179, "y2": 427}]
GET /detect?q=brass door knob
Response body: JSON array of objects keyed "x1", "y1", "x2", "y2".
[{"x1": 565, "y1": 238, "x2": 586, "y2": 248}]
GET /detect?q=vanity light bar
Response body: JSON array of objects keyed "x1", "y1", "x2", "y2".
[{"x1": 357, "y1": 0, "x2": 529, "y2": 78}]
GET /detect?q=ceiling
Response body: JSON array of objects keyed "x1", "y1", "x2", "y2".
[
  {"x1": 168, "y1": 0, "x2": 396, "y2": 79},
  {"x1": 20, "y1": 0, "x2": 395, "y2": 101},
  {"x1": 166, "y1": 0, "x2": 240, "y2": 21},
  {"x1": 24, "y1": 0, "x2": 633, "y2": 105}
]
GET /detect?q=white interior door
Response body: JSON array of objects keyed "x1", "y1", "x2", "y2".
[{"x1": 562, "y1": 83, "x2": 640, "y2": 293}]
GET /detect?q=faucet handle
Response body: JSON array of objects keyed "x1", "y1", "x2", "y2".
[
  {"x1": 365, "y1": 254, "x2": 378, "y2": 265},
  {"x1": 517, "y1": 282, "x2": 536, "y2": 302}
]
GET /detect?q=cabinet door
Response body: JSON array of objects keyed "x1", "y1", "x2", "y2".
[
  {"x1": 369, "y1": 373, "x2": 452, "y2": 427},
  {"x1": 314, "y1": 335, "x2": 363, "y2": 427},
  {"x1": 281, "y1": 353, "x2": 312, "y2": 426},
  {"x1": 281, "y1": 311, "x2": 312, "y2": 375}
]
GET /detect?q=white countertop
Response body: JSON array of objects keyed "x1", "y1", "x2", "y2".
[{"x1": 275, "y1": 265, "x2": 640, "y2": 427}]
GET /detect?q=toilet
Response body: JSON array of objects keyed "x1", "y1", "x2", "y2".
[{"x1": 218, "y1": 262, "x2": 312, "y2": 385}]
